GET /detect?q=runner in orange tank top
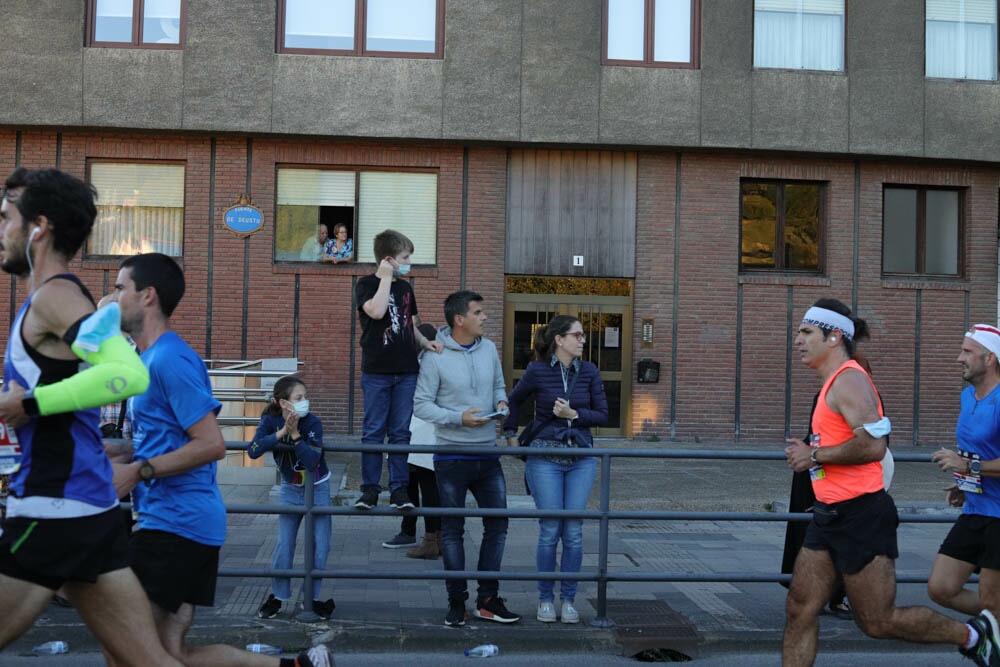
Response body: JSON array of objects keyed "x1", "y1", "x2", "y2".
[{"x1": 781, "y1": 298, "x2": 1000, "y2": 667}]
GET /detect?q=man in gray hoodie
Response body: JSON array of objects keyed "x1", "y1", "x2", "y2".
[{"x1": 413, "y1": 290, "x2": 520, "y2": 628}]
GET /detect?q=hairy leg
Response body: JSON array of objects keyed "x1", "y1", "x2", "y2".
[
  {"x1": 845, "y1": 556, "x2": 967, "y2": 645},
  {"x1": 782, "y1": 547, "x2": 836, "y2": 667}
]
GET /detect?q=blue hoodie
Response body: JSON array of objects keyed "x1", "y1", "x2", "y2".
[{"x1": 248, "y1": 413, "x2": 330, "y2": 485}]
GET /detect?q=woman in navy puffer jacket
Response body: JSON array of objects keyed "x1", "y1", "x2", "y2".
[{"x1": 504, "y1": 315, "x2": 608, "y2": 625}]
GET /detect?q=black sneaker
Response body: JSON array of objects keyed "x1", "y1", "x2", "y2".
[
  {"x1": 445, "y1": 599, "x2": 467, "y2": 628},
  {"x1": 354, "y1": 488, "x2": 378, "y2": 510},
  {"x1": 382, "y1": 532, "x2": 416, "y2": 548},
  {"x1": 257, "y1": 594, "x2": 281, "y2": 619},
  {"x1": 389, "y1": 488, "x2": 415, "y2": 510},
  {"x1": 312, "y1": 598, "x2": 335, "y2": 620},
  {"x1": 296, "y1": 645, "x2": 332, "y2": 667},
  {"x1": 963, "y1": 610, "x2": 1000, "y2": 667},
  {"x1": 473, "y1": 596, "x2": 520, "y2": 624}
]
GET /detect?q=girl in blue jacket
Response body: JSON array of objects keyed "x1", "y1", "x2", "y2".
[
  {"x1": 249, "y1": 375, "x2": 335, "y2": 620},
  {"x1": 504, "y1": 315, "x2": 608, "y2": 625}
]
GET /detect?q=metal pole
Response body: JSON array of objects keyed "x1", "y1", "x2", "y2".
[
  {"x1": 590, "y1": 452, "x2": 614, "y2": 628},
  {"x1": 295, "y1": 466, "x2": 319, "y2": 621}
]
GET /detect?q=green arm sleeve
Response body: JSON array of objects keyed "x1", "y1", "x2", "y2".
[{"x1": 34, "y1": 334, "x2": 149, "y2": 416}]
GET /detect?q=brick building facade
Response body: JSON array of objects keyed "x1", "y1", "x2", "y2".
[{"x1": 0, "y1": 2, "x2": 997, "y2": 445}]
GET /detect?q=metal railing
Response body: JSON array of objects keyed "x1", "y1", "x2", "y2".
[{"x1": 213, "y1": 443, "x2": 954, "y2": 627}]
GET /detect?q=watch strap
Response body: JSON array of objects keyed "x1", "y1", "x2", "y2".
[{"x1": 21, "y1": 390, "x2": 39, "y2": 418}]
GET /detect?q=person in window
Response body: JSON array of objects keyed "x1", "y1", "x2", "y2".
[
  {"x1": 503, "y1": 315, "x2": 608, "y2": 625},
  {"x1": 324, "y1": 223, "x2": 353, "y2": 264},
  {"x1": 299, "y1": 223, "x2": 330, "y2": 262}
]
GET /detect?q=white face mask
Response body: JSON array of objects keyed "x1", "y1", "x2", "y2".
[
  {"x1": 394, "y1": 263, "x2": 411, "y2": 277},
  {"x1": 291, "y1": 399, "x2": 309, "y2": 417}
]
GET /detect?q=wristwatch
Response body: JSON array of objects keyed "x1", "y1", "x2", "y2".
[
  {"x1": 21, "y1": 389, "x2": 39, "y2": 418},
  {"x1": 810, "y1": 447, "x2": 821, "y2": 465},
  {"x1": 137, "y1": 458, "x2": 156, "y2": 484},
  {"x1": 970, "y1": 459, "x2": 982, "y2": 475}
]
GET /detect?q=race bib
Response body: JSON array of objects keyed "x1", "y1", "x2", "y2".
[
  {"x1": 0, "y1": 421, "x2": 21, "y2": 475},
  {"x1": 809, "y1": 434, "x2": 826, "y2": 481},
  {"x1": 954, "y1": 449, "x2": 983, "y2": 494}
]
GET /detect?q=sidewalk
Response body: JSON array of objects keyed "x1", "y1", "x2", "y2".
[{"x1": 1, "y1": 441, "x2": 969, "y2": 662}]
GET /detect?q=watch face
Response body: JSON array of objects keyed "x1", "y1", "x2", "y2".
[{"x1": 971, "y1": 460, "x2": 982, "y2": 474}]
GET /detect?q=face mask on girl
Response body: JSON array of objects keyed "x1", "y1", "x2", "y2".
[{"x1": 291, "y1": 399, "x2": 309, "y2": 417}]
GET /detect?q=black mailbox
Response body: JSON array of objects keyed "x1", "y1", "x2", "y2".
[{"x1": 637, "y1": 359, "x2": 660, "y2": 383}]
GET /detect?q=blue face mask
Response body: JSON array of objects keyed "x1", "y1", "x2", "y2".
[
  {"x1": 394, "y1": 263, "x2": 411, "y2": 277},
  {"x1": 292, "y1": 399, "x2": 309, "y2": 417}
]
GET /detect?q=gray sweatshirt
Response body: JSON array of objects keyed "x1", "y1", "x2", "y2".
[{"x1": 413, "y1": 326, "x2": 507, "y2": 445}]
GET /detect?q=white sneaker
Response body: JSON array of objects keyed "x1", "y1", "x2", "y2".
[
  {"x1": 537, "y1": 601, "x2": 557, "y2": 623},
  {"x1": 298, "y1": 645, "x2": 332, "y2": 667},
  {"x1": 561, "y1": 601, "x2": 580, "y2": 624}
]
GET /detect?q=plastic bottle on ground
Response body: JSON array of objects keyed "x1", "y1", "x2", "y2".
[
  {"x1": 464, "y1": 644, "x2": 499, "y2": 657},
  {"x1": 246, "y1": 643, "x2": 282, "y2": 655},
  {"x1": 32, "y1": 641, "x2": 68, "y2": 654}
]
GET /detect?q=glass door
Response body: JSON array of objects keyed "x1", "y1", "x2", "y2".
[{"x1": 503, "y1": 279, "x2": 633, "y2": 437}]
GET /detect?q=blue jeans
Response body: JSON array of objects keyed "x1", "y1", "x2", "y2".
[
  {"x1": 360, "y1": 372, "x2": 416, "y2": 492},
  {"x1": 435, "y1": 458, "x2": 508, "y2": 603},
  {"x1": 271, "y1": 478, "x2": 332, "y2": 601},
  {"x1": 525, "y1": 456, "x2": 596, "y2": 602}
]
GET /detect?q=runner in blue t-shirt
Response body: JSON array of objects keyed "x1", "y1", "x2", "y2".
[
  {"x1": 931, "y1": 325, "x2": 1000, "y2": 663},
  {"x1": 112, "y1": 253, "x2": 331, "y2": 667}
]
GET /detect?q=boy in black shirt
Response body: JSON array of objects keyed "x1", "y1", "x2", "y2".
[{"x1": 353, "y1": 230, "x2": 441, "y2": 513}]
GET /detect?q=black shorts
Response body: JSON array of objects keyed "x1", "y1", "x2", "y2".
[
  {"x1": 0, "y1": 507, "x2": 129, "y2": 590},
  {"x1": 939, "y1": 513, "x2": 1000, "y2": 571},
  {"x1": 803, "y1": 490, "x2": 899, "y2": 575},
  {"x1": 128, "y1": 529, "x2": 219, "y2": 613}
]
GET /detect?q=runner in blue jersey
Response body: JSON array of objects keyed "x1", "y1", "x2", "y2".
[
  {"x1": 111, "y1": 252, "x2": 331, "y2": 667},
  {"x1": 0, "y1": 168, "x2": 182, "y2": 666},
  {"x1": 931, "y1": 326, "x2": 1000, "y2": 648}
]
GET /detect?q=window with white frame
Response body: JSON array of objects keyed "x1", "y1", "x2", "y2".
[
  {"x1": 88, "y1": 163, "x2": 185, "y2": 257},
  {"x1": 89, "y1": 0, "x2": 184, "y2": 47},
  {"x1": 882, "y1": 186, "x2": 962, "y2": 276},
  {"x1": 926, "y1": 0, "x2": 998, "y2": 80},
  {"x1": 275, "y1": 168, "x2": 437, "y2": 264},
  {"x1": 604, "y1": 0, "x2": 700, "y2": 67},
  {"x1": 753, "y1": 0, "x2": 845, "y2": 71},
  {"x1": 279, "y1": 0, "x2": 443, "y2": 57}
]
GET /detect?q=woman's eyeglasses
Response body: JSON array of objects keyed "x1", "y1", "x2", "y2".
[{"x1": 565, "y1": 331, "x2": 586, "y2": 341}]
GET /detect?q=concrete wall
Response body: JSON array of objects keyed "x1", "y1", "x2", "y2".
[{"x1": 1, "y1": 1, "x2": 998, "y2": 162}]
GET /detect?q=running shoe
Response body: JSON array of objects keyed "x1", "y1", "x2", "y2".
[
  {"x1": 536, "y1": 601, "x2": 556, "y2": 623},
  {"x1": 296, "y1": 645, "x2": 333, "y2": 667},
  {"x1": 962, "y1": 610, "x2": 1000, "y2": 667},
  {"x1": 445, "y1": 599, "x2": 467, "y2": 628},
  {"x1": 257, "y1": 594, "x2": 281, "y2": 619},
  {"x1": 381, "y1": 532, "x2": 416, "y2": 548},
  {"x1": 473, "y1": 596, "x2": 520, "y2": 623},
  {"x1": 353, "y1": 488, "x2": 378, "y2": 510},
  {"x1": 389, "y1": 488, "x2": 415, "y2": 510},
  {"x1": 312, "y1": 598, "x2": 335, "y2": 620},
  {"x1": 560, "y1": 600, "x2": 580, "y2": 624}
]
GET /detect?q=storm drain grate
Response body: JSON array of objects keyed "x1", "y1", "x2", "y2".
[{"x1": 596, "y1": 598, "x2": 702, "y2": 661}]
